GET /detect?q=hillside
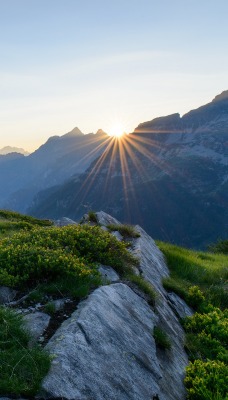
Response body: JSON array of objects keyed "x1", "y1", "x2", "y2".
[
  {"x1": 30, "y1": 91, "x2": 228, "y2": 249},
  {"x1": 0, "y1": 128, "x2": 110, "y2": 212},
  {"x1": 0, "y1": 210, "x2": 227, "y2": 399}
]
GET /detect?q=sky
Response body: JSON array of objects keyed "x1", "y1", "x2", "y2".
[{"x1": 0, "y1": 0, "x2": 228, "y2": 151}]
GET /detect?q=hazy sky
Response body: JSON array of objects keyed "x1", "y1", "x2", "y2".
[{"x1": 0, "y1": 0, "x2": 228, "y2": 151}]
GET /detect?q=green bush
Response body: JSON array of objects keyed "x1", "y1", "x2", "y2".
[
  {"x1": 185, "y1": 332, "x2": 228, "y2": 363},
  {"x1": 208, "y1": 239, "x2": 228, "y2": 255},
  {"x1": 185, "y1": 360, "x2": 228, "y2": 400},
  {"x1": 187, "y1": 286, "x2": 206, "y2": 310},
  {"x1": 0, "y1": 225, "x2": 138, "y2": 289},
  {"x1": 183, "y1": 308, "x2": 228, "y2": 345}
]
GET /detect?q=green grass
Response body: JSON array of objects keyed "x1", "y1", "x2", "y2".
[
  {"x1": 0, "y1": 306, "x2": 50, "y2": 395},
  {"x1": 87, "y1": 210, "x2": 99, "y2": 223},
  {"x1": 157, "y1": 241, "x2": 228, "y2": 309},
  {"x1": 126, "y1": 274, "x2": 156, "y2": 306},
  {"x1": 157, "y1": 241, "x2": 228, "y2": 399},
  {"x1": 153, "y1": 326, "x2": 171, "y2": 350},
  {"x1": 0, "y1": 210, "x2": 52, "y2": 238},
  {"x1": 107, "y1": 223, "x2": 140, "y2": 238}
]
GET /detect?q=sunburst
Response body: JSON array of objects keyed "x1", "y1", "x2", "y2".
[{"x1": 108, "y1": 123, "x2": 125, "y2": 138}]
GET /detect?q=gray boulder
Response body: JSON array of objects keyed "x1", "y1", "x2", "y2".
[
  {"x1": 131, "y1": 225, "x2": 188, "y2": 399},
  {"x1": 167, "y1": 292, "x2": 194, "y2": 319},
  {"x1": 98, "y1": 264, "x2": 120, "y2": 283},
  {"x1": 41, "y1": 284, "x2": 162, "y2": 400},
  {"x1": 23, "y1": 312, "x2": 50, "y2": 342},
  {"x1": 54, "y1": 217, "x2": 77, "y2": 227},
  {"x1": 96, "y1": 210, "x2": 121, "y2": 226},
  {"x1": 0, "y1": 286, "x2": 17, "y2": 304}
]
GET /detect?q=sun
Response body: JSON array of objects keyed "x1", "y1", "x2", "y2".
[{"x1": 108, "y1": 123, "x2": 125, "y2": 138}]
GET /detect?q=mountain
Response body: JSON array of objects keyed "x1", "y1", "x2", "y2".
[
  {"x1": 0, "y1": 146, "x2": 30, "y2": 156},
  {"x1": 30, "y1": 91, "x2": 228, "y2": 249},
  {"x1": 0, "y1": 127, "x2": 110, "y2": 212}
]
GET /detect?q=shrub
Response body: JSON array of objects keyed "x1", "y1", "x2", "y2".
[
  {"x1": 185, "y1": 360, "x2": 228, "y2": 400},
  {"x1": 153, "y1": 327, "x2": 171, "y2": 350},
  {"x1": 208, "y1": 239, "x2": 228, "y2": 255},
  {"x1": 0, "y1": 225, "x2": 138, "y2": 289},
  {"x1": 187, "y1": 286, "x2": 205, "y2": 311},
  {"x1": 183, "y1": 308, "x2": 228, "y2": 345}
]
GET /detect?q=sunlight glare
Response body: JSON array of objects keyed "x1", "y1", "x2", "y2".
[{"x1": 108, "y1": 123, "x2": 125, "y2": 138}]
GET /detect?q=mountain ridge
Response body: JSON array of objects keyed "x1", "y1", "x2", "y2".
[{"x1": 29, "y1": 91, "x2": 228, "y2": 249}]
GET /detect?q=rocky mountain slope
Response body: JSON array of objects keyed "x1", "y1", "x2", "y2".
[
  {"x1": 0, "y1": 128, "x2": 110, "y2": 212},
  {"x1": 30, "y1": 91, "x2": 228, "y2": 249}
]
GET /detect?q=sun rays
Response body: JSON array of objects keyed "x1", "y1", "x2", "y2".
[
  {"x1": 108, "y1": 123, "x2": 125, "y2": 138},
  {"x1": 71, "y1": 128, "x2": 175, "y2": 220}
]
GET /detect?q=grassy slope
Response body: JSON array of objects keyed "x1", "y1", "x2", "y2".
[
  {"x1": 157, "y1": 241, "x2": 228, "y2": 400},
  {"x1": 157, "y1": 241, "x2": 227, "y2": 309}
]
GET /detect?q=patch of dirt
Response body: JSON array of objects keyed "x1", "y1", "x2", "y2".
[{"x1": 42, "y1": 298, "x2": 81, "y2": 345}]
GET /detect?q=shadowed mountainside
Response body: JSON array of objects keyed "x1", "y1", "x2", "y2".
[{"x1": 29, "y1": 92, "x2": 228, "y2": 249}]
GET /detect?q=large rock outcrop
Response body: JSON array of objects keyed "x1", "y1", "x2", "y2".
[{"x1": 39, "y1": 212, "x2": 189, "y2": 400}]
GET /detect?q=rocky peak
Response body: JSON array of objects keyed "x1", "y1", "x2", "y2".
[
  {"x1": 96, "y1": 128, "x2": 108, "y2": 136},
  {"x1": 212, "y1": 90, "x2": 228, "y2": 103},
  {"x1": 63, "y1": 127, "x2": 83, "y2": 137}
]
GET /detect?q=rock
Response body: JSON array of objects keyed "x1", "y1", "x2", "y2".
[
  {"x1": 167, "y1": 292, "x2": 194, "y2": 319},
  {"x1": 111, "y1": 230, "x2": 123, "y2": 241},
  {"x1": 41, "y1": 283, "x2": 163, "y2": 400},
  {"x1": 96, "y1": 210, "x2": 121, "y2": 226},
  {"x1": 54, "y1": 217, "x2": 77, "y2": 227},
  {"x1": 51, "y1": 298, "x2": 67, "y2": 312},
  {"x1": 38, "y1": 214, "x2": 188, "y2": 400},
  {"x1": 131, "y1": 225, "x2": 188, "y2": 400},
  {"x1": 98, "y1": 264, "x2": 120, "y2": 282},
  {"x1": 131, "y1": 225, "x2": 169, "y2": 295},
  {"x1": 23, "y1": 312, "x2": 50, "y2": 342},
  {"x1": 0, "y1": 286, "x2": 17, "y2": 304}
]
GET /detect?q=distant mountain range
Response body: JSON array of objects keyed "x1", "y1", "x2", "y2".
[
  {"x1": 0, "y1": 127, "x2": 110, "y2": 211},
  {"x1": 1, "y1": 91, "x2": 228, "y2": 249},
  {"x1": 0, "y1": 146, "x2": 30, "y2": 156}
]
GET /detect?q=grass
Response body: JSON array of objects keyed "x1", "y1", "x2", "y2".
[
  {"x1": 157, "y1": 241, "x2": 228, "y2": 400},
  {"x1": 0, "y1": 306, "x2": 50, "y2": 395},
  {"x1": 107, "y1": 223, "x2": 140, "y2": 238},
  {"x1": 0, "y1": 210, "x2": 52, "y2": 239},
  {"x1": 126, "y1": 274, "x2": 156, "y2": 306},
  {"x1": 87, "y1": 210, "x2": 99, "y2": 223},
  {"x1": 157, "y1": 241, "x2": 228, "y2": 309},
  {"x1": 153, "y1": 326, "x2": 171, "y2": 350}
]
